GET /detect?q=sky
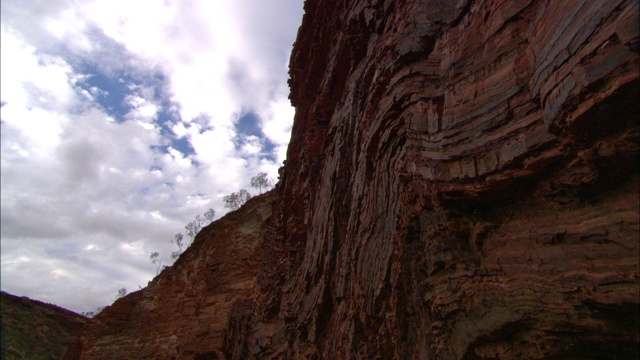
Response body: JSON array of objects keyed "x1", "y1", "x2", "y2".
[{"x1": 0, "y1": 0, "x2": 304, "y2": 314}]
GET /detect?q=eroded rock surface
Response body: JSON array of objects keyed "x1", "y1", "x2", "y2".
[
  {"x1": 238, "y1": 0, "x2": 639, "y2": 358},
  {"x1": 69, "y1": 0, "x2": 639, "y2": 359}
]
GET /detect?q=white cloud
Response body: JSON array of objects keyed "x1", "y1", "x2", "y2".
[
  {"x1": 240, "y1": 135, "x2": 263, "y2": 155},
  {"x1": 171, "y1": 122, "x2": 188, "y2": 138},
  {"x1": 261, "y1": 97, "x2": 295, "y2": 146},
  {"x1": 0, "y1": 0, "x2": 303, "y2": 313},
  {"x1": 126, "y1": 94, "x2": 159, "y2": 122},
  {"x1": 0, "y1": 31, "x2": 74, "y2": 153}
]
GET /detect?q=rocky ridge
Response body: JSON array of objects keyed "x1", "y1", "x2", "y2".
[
  {"x1": 68, "y1": 0, "x2": 639, "y2": 359},
  {"x1": 1, "y1": 291, "x2": 86, "y2": 359},
  {"x1": 66, "y1": 192, "x2": 275, "y2": 359}
]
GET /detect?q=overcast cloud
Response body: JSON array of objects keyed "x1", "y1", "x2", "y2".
[{"x1": 1, "y1": 0, "x2": 304, "y2": 313}]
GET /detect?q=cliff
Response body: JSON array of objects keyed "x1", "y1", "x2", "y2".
[
  {"x1": 69, "y1": 0, "x2": 639, "y2": 359},
  {"x1": 1, "y1": 291, "x2": 86, "y2": 359},
  {"x1": 240, "y1": 0, "x2": 639, "y2": 358},
  {"x1": 67, "y1": 192, "x2": 275, "y2": 359}
]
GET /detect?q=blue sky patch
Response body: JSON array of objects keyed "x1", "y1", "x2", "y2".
[
  {"x1": 171, "y1": 136, "x2": 196, "y2": 156},
  {"x1": 74, "y1": 64, "x2": 136, "y2": 122},
  {"x1": 71, "y1": 59, "x2": 198, "y2": 158},
  {"x1": 236, "y1": 111, "x2": 263, "y2": 137}
]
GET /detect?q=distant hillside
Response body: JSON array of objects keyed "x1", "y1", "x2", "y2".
[{"x1": 1, "y1": 291, "x2": 86, "y2": 359}]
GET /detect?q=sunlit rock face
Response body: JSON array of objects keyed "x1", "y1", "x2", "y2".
[{"x1": 68, "y1": 0, "x2": 638, "y2": 359}]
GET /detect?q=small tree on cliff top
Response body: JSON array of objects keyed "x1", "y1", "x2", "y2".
[
  {"x1": 223, "y1": 189, "x2": 251, "y2": 210},
  {"x1": 184, "y1": 217, "x2": 202, "y2": 242},
  {"x1": 116, "y1": 288, "x2": 127, "y2": 300},
  {"x1": 203, "y1": 208, "x2": 215, "y2": 223},
  {"x1": 250, "y1": 172, "x2": 273, "y2": 194},
  {"x1": 171, "y1": 208, "x2": 216, "y2": 259},
  {"x1": 150, "y1": 251, "x2": 163, "y2": 275},
  {"x1": 171, "y1": 233, "x2": 184, "y2": 259}
]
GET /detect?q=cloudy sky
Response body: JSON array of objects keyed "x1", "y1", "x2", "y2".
[{"x1": 1, "y1": 0, "x2": 304, "y2": 314}]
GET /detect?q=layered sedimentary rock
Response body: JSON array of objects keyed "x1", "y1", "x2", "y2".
[
  {"x1": 234, "y1": 0, "x2": 639, "y2": 358},
  {"x1": 68, "y1": 193, "x2": 274, "y2": 359},
  {"x1": 1, "y1": 291, "x2": 86, "y2": 359},
  {"x1": 70, "y1": 0, "x2": 638, "y2": 359}
]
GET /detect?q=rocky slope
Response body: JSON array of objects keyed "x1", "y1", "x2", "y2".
[
  {"x1": 66, "y1": 192, "x2": 275, "y2": 359},
  {"x1": 1, "y1": 291, "x2": 86, "y2": 359},
  {"x1": 69, "y1": 0, "x2": 639, "y2": 359}
]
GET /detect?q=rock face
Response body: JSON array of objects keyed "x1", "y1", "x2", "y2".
[
  {"x1": 1, "y1": 291, "x2": 86, "y2": 359},
  {"x1": 241, "y1": 0, "x2": 639, "y2": 358},
  {"x1": 68, "y1": 192, "x2": 274, "y2": 359},
  {"x1": 69, "y1": 0, "x2": 639, "y2": 359}
]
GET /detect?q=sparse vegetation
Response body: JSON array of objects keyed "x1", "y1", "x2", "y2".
[
  {"x1": 223, "y1": 189, "x2": 251, "y2": 210},
  {"x1": 1, "y1": 292, "x2": 86, "y2": 359},
  {"x1": 171, "y1": 208, "x2": 215, "y2": 259},
  {"x1": 116, "y1": 288, "x2": 127, "y2": 300},
  {"x1": 171, "y1": 233, "x2": 184, "y2": 259},
  {"x1": 150, "y1": 252, "x2": 163, "y2": 275},
  {"x1": 203, "y1": 208, "x2": 215, "y2": 223},
  {"x1": 184, "y1": 215, "x2": 202, "y2": 242},
  {"x1": 82, "y1": 305, "x2": 106, "y2": 318},
  {"x1": 81, "y1": 310, "x2": 96, "y2": 317},
  {"x1": 81, "y1": 288, "x2": 124, "y2": 318},
  {"x1": 250, "y1": 172, "x2": 273, "y2": 194}
]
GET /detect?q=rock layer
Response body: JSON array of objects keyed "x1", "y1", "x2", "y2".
[
  {"x1": 240, "y1": 0, "x2": 639, "y2": 358},
  {"x1": 69, "y1": 0, "x2": 639, "y2": 359}
]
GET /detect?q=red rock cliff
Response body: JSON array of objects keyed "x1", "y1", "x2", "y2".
[
  {"x1": 70, "y1": 0, "x2": 639, "y2": 359},
  {"x1": 239, "y1": 0, "x2": 639, "y2": 358},
  {"x1": 68, "y1": 193, "x2": 275, "y2": 359}
]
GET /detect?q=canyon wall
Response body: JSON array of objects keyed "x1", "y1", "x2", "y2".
[
  {"x1": 240, "y1": 0, "x2": 639, "y2": 358},
  {"x1": 69, "y1": 0, "x2": 639, "y2": 359},
  {"x1": 67, "y1": 193, "x2": 275, "y2": 359}
]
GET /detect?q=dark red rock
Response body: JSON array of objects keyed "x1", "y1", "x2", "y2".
[
  {"x1": 242, "y1": 0, "x2": 639, "y2": 358},
  {"x1": 1, "y1": 291, "x2": 86, "y2": 359}
]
